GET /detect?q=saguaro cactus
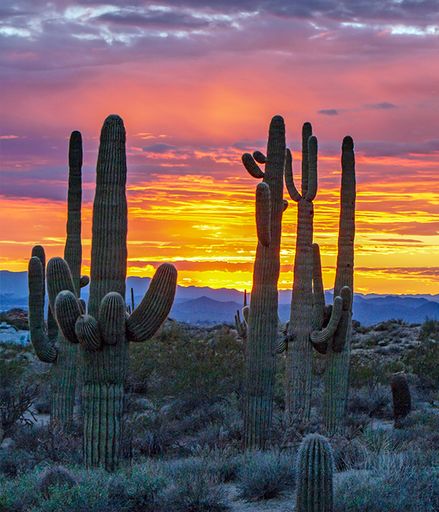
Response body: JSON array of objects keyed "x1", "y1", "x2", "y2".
[
  {"x1": 311, "y1": 136, "x2": 356, "y2": 433},
  {"x1": 295, "y1": 434, "x2": 334, "y2": 512},
  {"x1": 391, "y1": 373, "x2": 411, "y2": 427},
  {"x1": 45, "y1": 115, "x2": 177, "y2": 471},
  {"x1": 241, "y1": 115, "x2": 286, "y2": 449},
  {"x1": 28, "y1": 131, "x2": 84, "y2": 425}
]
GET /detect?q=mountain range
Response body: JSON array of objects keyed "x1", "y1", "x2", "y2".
[{"x1": 1, "y1": 270, "x2": 438, "y2": 326}]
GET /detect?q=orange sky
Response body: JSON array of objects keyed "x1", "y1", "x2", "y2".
[{"x1": 1, "y1": 2, "x2": 438, "y2": 295}]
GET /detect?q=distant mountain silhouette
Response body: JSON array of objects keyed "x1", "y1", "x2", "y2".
[{"x1": 1, "y1": 270, "x2": 438, "y2": 326}]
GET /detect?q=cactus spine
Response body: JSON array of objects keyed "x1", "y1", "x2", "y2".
[
  {"x1": 28, "y1": 131, "x2": 84, "y2": 425},
  {"x1": 295, "y1": 434, "x2": 334, "y2": 512},
  {"x1": 47, "y1": 115, "x2": 177, "y2": 470},
  {"x1": 241, "y1": 115, "x2": 286, "y2": 449},
  {"x1": 314, "y1": 136, "x2": 356, "y2": 434}
]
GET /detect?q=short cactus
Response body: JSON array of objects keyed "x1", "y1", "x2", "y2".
[
  {"x1": 46, "y1": 115, "x2": 177, "y2": 470},
  {"x1": 241, "y1": 115, "x2": 286, "y2": 449},
  {"x1": 28, "y1": 131, "x2": 86, "y2": 426},
  {"x1": 391, "y1": 373, "x2": 411, "y2": 427},
  {"x1": 295, "y1": 434, "x2": 334, "y2": 512}
]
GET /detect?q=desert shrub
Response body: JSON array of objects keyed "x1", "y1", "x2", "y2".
[
  {"x1": 348, "y1": 385, "x2": 391, "y2": 418},
  {"x1": 38, "y1": 466, "x2": 77, "y2": 499},
  {"x1": 334, "y1": 465, "x2": 439, "y2": 511},
  {"x1": 331, "y1": 436, "x2": 368, "y2": 471},
  {"x1": 403, "y1": 338, "x2": 439, "y2": 388},
  {"x1": 236, "y1": 450, "x2": 295, "y2": 501},
  {"x1": 419, "y1": 317, "x2": 439, "y2": 341},
  {"x1": 129, "y1": 323, "x2": 244, "y2": 405},
  {"x1": 349, "y1": 355, "x2": 405, "y2": 388},
  {"x1": 161, "y1": 458, "x2": 228, "y2": 512},
  {"x1": 0, "y1": 472, "x2": 41, "y2": 511},
  {"x1": 0, "y1": 447, "x2": 37, "y2": 477},
  {"x1": 189, "y1": 446, "x2": 242, "y2": 483},
  {"x1": 0, "y1": 358, "x2": 37, "y2": 439}
]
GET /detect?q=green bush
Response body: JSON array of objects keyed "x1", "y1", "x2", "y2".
[
  {"x1": 237, "y1": 450, "x2": 295, "y2": 501},
  {"x1": 419, "y1": 317, "x2": 439, "y2": 341},
  {"x1": 403, "y1": 338, "x2": 439, "y2": 388}
]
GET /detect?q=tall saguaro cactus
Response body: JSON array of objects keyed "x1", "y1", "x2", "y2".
[
  {"x1": 45, "y1": 115, "x2": 177, "y2": 471},
  {"x1": 295, "y1": 434, "x2": 334, "y2": 512},
  {"x1": 311, "y1": 136, "x2": 356, "y2": 433},
  {"x1": 241, "y1": 115, "x2": 286, "y2": 449},
  {"x1": 28, "y1": 131, "x2": 84, "y2": 425}
]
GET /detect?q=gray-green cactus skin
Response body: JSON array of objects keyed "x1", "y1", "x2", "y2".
[
  {"x1": 28, "y1": 131, "x2": 84, "y2": 426},
  {"x1": 295, "y1": 434, "x2": 334, "y2": 512},
  {"x1": 241, "y1": 115, "x2": 286, "y2": 449},
  {"x1": 311, "y1": 136, "x2": 356, "y2": 434},
  {"x1": 47, "y1": 115, "x2": 177, "y2": 471}
]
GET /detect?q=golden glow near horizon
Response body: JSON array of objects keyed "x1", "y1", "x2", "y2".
[{"x1": 1, "y1": 150, "x2": 438, "y2": 295}]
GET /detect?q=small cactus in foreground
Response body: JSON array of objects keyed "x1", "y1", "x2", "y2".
[
  {"x1": 38, "y1": 466, "x2": 77, "y2": 499},
  {"x1": 295, "y1": 434, "x2": 334, "y2": 512},
  {"x1": 241, "y1": 115, "x2": 286, "y2": 449},
  {"x1": 391, "y1": 373, "x2": 411, "y2": 427},
  {"x1": 46, "y1": 115, "x2": 177, "y2": 470}
]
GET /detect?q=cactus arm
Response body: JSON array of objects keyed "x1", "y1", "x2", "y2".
[
  {"x1": 310, "y1": 295, "x2": 343, "y2": 351},
  {"x1": 64, "y1": 131, "x2": 83, "y2": 295},
  {"x1": 54, "y1": 291, "x2": 81, "y2": 344},
  {"x1": 235, "y1": 308, "x2": 247, "y2": 341},
  {"x1": 255, "y1": 182, "x2": 271, "y2": 247},
  {"x1": 312, "y1": 243, "x2": 326, "y2": 330},
  {"x1": 332, "y1": 286, "x2": 352, "y2": 353},
  {"x1": 282, "y1": 199, "x2": 288, "y2": 212},
  {"x1": 99, "y1": 292, "x2": 126, "y2": 346},
  {"x1": 304, "y1": 135, "x2": 317, "y2": 201},
  {"x1": 47, "y1": 257, "x2": 76, "y2": 314},
  {"x1": 242, "y1": 153, "x2": 265, "y2": 178},
  {"x1": 126, "y1": 263, "x2": 177, "y2": 342},
  {"x1": 28, "y1": 256, "x2": 57, "y2": 363},
  {"x1": 301, "y1": 122, "x2": 312, "y2": 197},
  {"x1": 284, "y1": 148, "x2": 302, "y2": 202},
  {"x1": 253, "y1": 151, "x2": 266, "y2": 164},
  {"x1": 75, "y1": 315, "x2": 101, "y2": 351}
]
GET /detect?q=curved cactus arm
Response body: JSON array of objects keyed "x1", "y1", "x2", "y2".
[
  {"x1": 282, "y1": 199, "x2": 288, "y2": 212},
  {"x1": 126, "y1": 263, "x2": 177, "y2": 342},
  {"x1": 99, "y1": 292, "x2": 126, "y2": 345},
  {"x1": 284, "y1": 148, "x2": 301, "y2": 202},
  {"x1": 242, "y1": 153, "x2": 265, "y2": 179},
  {"x1": 80, "y1": 275, "x2": 90, "y2": 288},
  {"x1": 253, "y1": 151, "x2": 266, "y2": 164},
  {"x1": 235, "y1": 309, "x2": 247, "y2": 340},
  {"x1": 310, "y1": 295, "x2": 343, "y2": 352},
  {"x1": 276, "y1": 337, "x2": 287, "y2": 354},
  {"x1": 301, "y1": 122, "x2": 313, "y2": 196},
  {"x1": 304, "y1": 135, "x2": 318, "y2": 201},
  {"x1": 78, "y1": 298, "x2": 86, "y2": 314},
  {"x1": 312, "y1": 243, "x2": 326, "y2": 330},
  {"x1": 28, "y1": 256, "x2": 57, "y2": 363},
  {"x1": 332, "y1": 286, "x2": 353, "y2": 353},
  {"x1": 75, "y1": 314, "x2": 101, "y2": 351},
  {"x1": 242, "y1": 304, "x2": 249, "y2": 324},
  {"x1": 55, "y1": 290, "x2": 81, "y2": 344},
  {"x1": 255, "y1": 182, "x2": 271, "y2": 247},
  {"x1": 47, "y1": 257, "x2": 76, "y2": 314}
]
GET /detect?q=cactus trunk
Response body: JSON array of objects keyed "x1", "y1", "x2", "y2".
[
  {"x1": 242, "y1": 116, "x2": 285, "y2": 449},
  {"x1": 323, "y1": 137, "x2": 355, "y2": 433}
]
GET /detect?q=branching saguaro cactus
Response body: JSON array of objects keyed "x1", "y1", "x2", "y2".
[
  {"x1": 283, "y1": 123, "x2": 341, "y2": 423},
  {"x1": 391, "y1": 373, "x2": 411, "y2": 427},
  {"x1": 311, "y1": 136, "x2": 356, "y2": 434},
  {"x1": 295, "y1": 434, "x2": 334, "y2": 512},
  {"x1": 45, "y1": 115, "x2": 177, "y2": 471},
  {"x1": 28, "y1": 131, "x2": 85, "y2": 426},
  {"x1": 241, "y1": 115, "x2": 286, "y2": 449}
]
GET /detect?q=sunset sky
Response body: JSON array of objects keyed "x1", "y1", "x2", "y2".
[{"x1": 1, "y1": 1, "x2": 438, "y2": 294}]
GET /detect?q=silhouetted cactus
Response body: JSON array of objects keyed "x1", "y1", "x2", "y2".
[
  {"x1": 241, "y1": 115, "x2": 286, "y2": 449},
  {"x1": 311, "y1": 136, "x2": 356, "y2": 433},
  {"x1": 28, "y1": 131, "x2": 85, "y2": 425},
  {"x1": 47, "y1": 115, "x2": 177, "y2": 470},
  {"x1": 391, "y1": 373, "x2": 411, "y2": 427},
  {"x1": 295, "y1": 434, "x2": 334, "y2": 512},
  {"x1": 284, "y1": 124, "x2": 341, "y2": 423}
]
